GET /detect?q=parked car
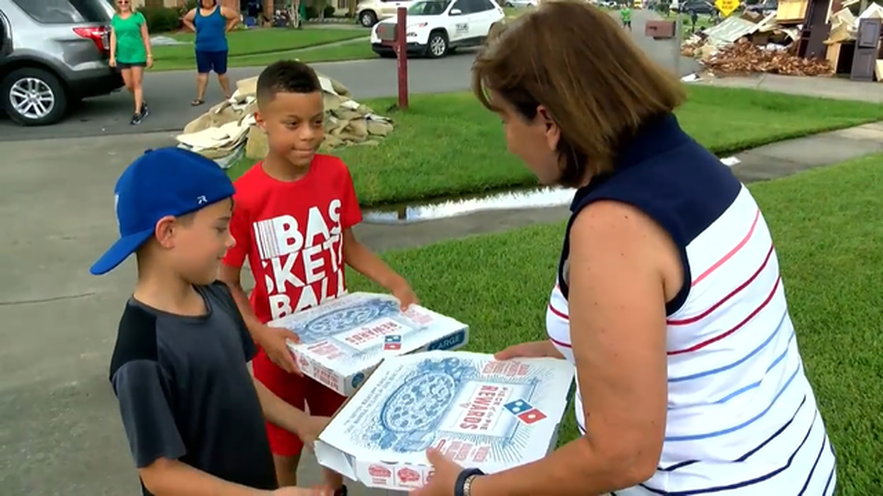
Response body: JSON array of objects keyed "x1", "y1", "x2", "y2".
[
  {"x1": 0, "y1": 0, "x2": 123, "y2": 126},
  {"x1": 674, "y1": 0, "x2": 717, "y2": 14},
  {"x1": 503, "y1": 0, "x2": 537, "y2": 8},
  {"x1": 357, "y1": 0, "x2": 418, "y2": 27},
  {"x1": 370, "y1": 0, "x2": 505, "y2": 59},
  {"x1": 745, "y1": 0, "x2": 776, "y2": 14}
]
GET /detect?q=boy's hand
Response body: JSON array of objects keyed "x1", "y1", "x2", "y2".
[
  {"x1": 391, "y1": 280, "x2": 418, "y2": 311},
  {"x1": 298, "y1": 415, "x2": 332, "y2": 451},
  {"x1": 258, "y1": 326, "x2": 302, "y2": 375}
]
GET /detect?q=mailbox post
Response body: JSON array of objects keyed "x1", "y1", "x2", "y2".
[
  {"x1": 395, "y1": 7, "x2": 409, "y2": 109},
  {"x1": 377, "y1": 7, "x2": 409, "y2": 109}
]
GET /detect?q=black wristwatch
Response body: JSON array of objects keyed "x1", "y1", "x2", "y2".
[{"x1": 454, "y1": 467, "x2": 485, "y2": 496}]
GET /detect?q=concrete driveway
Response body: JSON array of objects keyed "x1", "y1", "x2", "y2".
[
  {"x1": 0, "y1": 9, "x2": 697, "y2": 141},
  {"x1": 0, "y1": 133, "x2": 174, "y2": 496}
]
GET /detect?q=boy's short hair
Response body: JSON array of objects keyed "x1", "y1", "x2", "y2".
[
  {"x1": 89, "y1": 147, "x2": 234, "y2": 276},
  {"x1": 257, "y1": 60, "x2": 322, "y2": 106}
]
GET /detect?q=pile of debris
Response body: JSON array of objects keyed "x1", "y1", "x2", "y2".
[
  {"x1": 682, "y1": 1, "x2": 883, "y2": 79},
  {"x1": 176, "y1": 72, "x2": 395, "y2": 168},
  {"x1": 693, "y1": 38, "x2": 834, "y2": 76}
]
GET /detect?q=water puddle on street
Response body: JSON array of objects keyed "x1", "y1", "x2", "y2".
[{"x1": 363, "y1": 186, "x2": 575, "y2": 224}]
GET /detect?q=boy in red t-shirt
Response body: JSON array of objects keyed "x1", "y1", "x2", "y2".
[{"x1": 219, "y1": 61, "x2": 418, "y2": 491}]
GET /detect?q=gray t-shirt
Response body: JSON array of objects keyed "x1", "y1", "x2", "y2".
[{"x1": 109, "y1": 282, "x2": 277, "y2": 495}]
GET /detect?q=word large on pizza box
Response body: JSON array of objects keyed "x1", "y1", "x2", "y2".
[
  {"x1": 314, "y1": 351, "x2": 575, "y2": 491},
  {"x1": 269, "y1": 292, "x2": 469, "y2": 397}
]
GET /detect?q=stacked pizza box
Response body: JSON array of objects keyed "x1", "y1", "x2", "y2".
[{"x1": 269, "y1": 292, "x2": 576, "y2": 491}]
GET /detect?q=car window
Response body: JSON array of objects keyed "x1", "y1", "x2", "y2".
[
  {"x1": 468, "y1": 0, "x2": 490, "y2": 12},
  {"x1": 451, "y1": 0, "x2": 469, "y2": 12},
  {"x1": 478, "y1": 0, "x2": 496, "y2": 11},
  {"x1": 11, "y1": 0, "x2": 112, "y2": 24},
  {"x1": 408, "y1": 0, "x2": 452, "y2": 15},
  {"x1": 454, "y1": 0, "x2": 480, "y2": 12}
]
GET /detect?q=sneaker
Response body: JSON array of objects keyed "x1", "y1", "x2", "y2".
[
  {"x1": 141, "y1": 101, "x2": 150, "y2": 119},
  {"x1": 130, "y1": 113, "x2": 142, "y2": 126}
]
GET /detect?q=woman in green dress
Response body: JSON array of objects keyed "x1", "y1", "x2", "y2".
[{"x1": 110, "y1": 0, "x2": 153, "y2": 126}]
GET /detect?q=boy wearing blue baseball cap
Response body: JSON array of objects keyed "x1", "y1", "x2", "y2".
[{"x1": 93, "y1": 147, "x2": 331, "y2": 496}]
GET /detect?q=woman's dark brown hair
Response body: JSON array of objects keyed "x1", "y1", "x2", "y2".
[{"x1": 472, "y1": 0, "x2": 686, "y2": 187}]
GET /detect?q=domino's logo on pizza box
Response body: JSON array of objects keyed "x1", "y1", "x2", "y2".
[
  {"x1": 384, "y1": 334, "x2": 402, "y2": 351},
  {"x1": 504, "y1": 400, "x2": 548, "y2": 425}
]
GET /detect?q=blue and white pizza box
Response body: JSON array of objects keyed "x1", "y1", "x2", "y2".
[
  {"x1": 269, "y1": 292, "x2": 469, "y2": 397},
  {"x1": 314, "y1": 350, "x2": 575, "y2": 491}
]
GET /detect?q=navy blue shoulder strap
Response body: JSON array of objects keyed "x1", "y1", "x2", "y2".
[{"x1": 556, "y1": 114, "x2": 741, "y2": 316}]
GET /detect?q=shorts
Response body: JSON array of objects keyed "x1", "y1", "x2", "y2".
[
  {"x1": 117, "y1": 61, "x2": 146, "y2": 69},
  {"x1": 252, "y1": 347, "x2": 347, "y2": 457},
  {"x1": 195, "y1": 50, "x2": 229, "y2": 75}
]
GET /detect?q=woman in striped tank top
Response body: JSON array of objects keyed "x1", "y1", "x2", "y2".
[{"x1": 415, "y1": 2, "x2": 836, "y2": 496}]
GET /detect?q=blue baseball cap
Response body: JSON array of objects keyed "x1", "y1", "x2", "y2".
[{"x1": 90, "y1": 147, "x2": 236, "y2": 276}]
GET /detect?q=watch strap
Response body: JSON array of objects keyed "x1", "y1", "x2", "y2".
[{"x1": 454, "y1": 467, "x2": 485, "y2": 496}]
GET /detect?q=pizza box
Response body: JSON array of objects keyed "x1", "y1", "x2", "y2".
[
  {"x1": 269, "y1": 292, "x2": 469, "y2": 397},
  {"x1": 314, "y1": 350, "x2": 575, "y2": 491}
]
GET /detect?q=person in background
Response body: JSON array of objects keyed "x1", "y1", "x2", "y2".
[
  {"x1": 182, "y1": 0, "x2": 239, "y2": 106},
  {"x1": 109, "y1": 0, "x2": 152, "y2": 126},
  {"x1": 415, "y1": 2, "x2": 836, "y2": 495},
  {"x1": 619, "y1": 2, "x2": 632, "y2": 30}
]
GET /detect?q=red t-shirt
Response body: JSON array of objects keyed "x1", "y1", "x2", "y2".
[{"x1": 222, "y1": 155, "x2": 362, "y2": 324}]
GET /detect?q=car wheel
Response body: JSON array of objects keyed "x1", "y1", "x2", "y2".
[
  {"x1": 359, "y1": 10, "x2": 378, "y2": 27},
  {"x1": 1, "y1": 67, "x2": 67, "y2": 126},
  {"x1": 426, "y1": 31, "x2": 448, "y2": 59},
  {"x1": 505, "y1": 1, "x2": 514, "y2": 6}
]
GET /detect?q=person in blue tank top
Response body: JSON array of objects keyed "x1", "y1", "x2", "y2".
[{"x1": 182, "y1": 0, "x2": 239, "y2": 106}]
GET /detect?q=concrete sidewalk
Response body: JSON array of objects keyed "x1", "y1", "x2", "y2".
[
  {"x1": 1, "y1": 121, "x2": 882, "y2": 495},
  {"x1": 700, "y1": 73, "x2": 883, "y2": 103}
]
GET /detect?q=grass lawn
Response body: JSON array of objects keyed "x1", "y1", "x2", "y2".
[
  {"x1": 151, "y1": 28, "x2": 367, "y2": 70},
  {"x1": 665, "y1": 12, "x2": 717, "y2": 38},
  {"x1": 227, "y1": 86, "x2": 883, "y2": 208},
  {"x1": 503, "y1": 6, "x2": 530, "y2": 17},
  {"x1": 348, "y1": 153, "x2": 883, "y2": 493}
]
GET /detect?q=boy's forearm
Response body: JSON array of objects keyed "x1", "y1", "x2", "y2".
[
  {"x1": 253, "y1": 377, "x2": 311, "y2": 435},
  {"x1": 140, "y1": 458, "x2": 270, "y2": 496},
  {"x1": 342, "y1": 230, "x2": 405, "y2": 290}
]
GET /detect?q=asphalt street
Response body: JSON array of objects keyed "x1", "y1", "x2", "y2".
[{"x1": 0, "y1": 10, "x2": 696, "y2": 141}]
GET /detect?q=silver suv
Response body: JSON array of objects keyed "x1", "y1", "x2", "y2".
[{"x1": 0, "y1": 0, "x2": 124, "y2": 126}]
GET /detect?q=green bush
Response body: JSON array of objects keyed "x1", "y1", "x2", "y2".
[
  {"x1": 140, "y1": 6, "x2": 181, "y2": 33},
  {"x1": 324, "y1": 5, "x2": 336, "y2": 17}
]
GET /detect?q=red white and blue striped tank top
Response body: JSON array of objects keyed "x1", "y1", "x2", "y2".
[{"x1": 548, "y1": 114, "x2": 836, "y2": 495}]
